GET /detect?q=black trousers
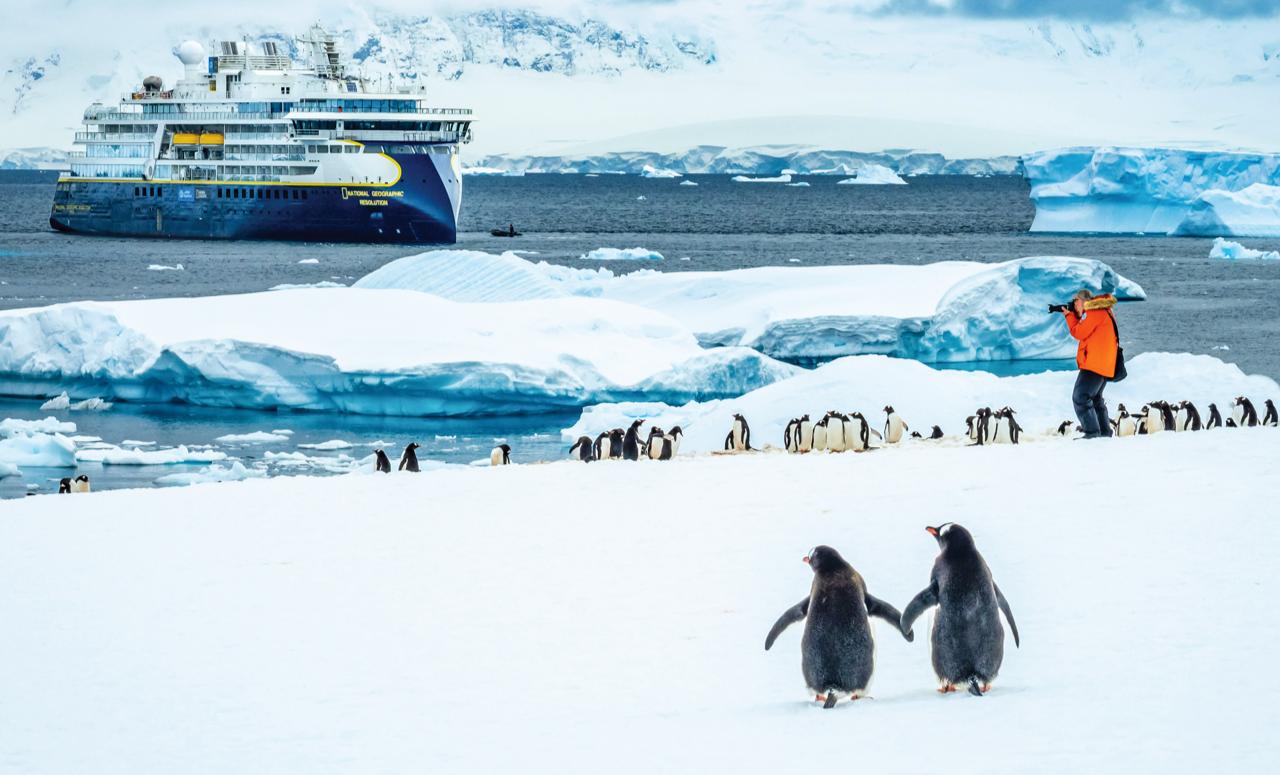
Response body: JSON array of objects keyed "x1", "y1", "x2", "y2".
[{"x1": 1073, "y1": 369, "x2": 1112, "y2": 437}]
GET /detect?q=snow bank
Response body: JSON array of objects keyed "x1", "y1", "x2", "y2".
[
  {"x1": 1208, "y1": 237, "x2": 1280, "y2": 261},
  {"x1": 0, "y1": 432, "x2": 77, "y2": 467},
  {"x1": 836, "y1": 164, "x2": 907, "y2": 185},
  {"x1": 0, "y1": 287, "x2": 793, "y2": 417},
  {"x1": 732, "y1": 174, "x2": 791, "y2": 183},
  {"x1": 2, "y1": 430, "x2": 1275, "y2": 772},
  {"x1": 579, "y1": 247, "x2": 664, "y2": 262},
  {"x1": 1024, "y1": 146, "x2": 1280, "y2": 235},
  {"x1": 566, "y1": 352, "x2": 1278, "y2": 454},
  {"x1": 360, "y1": 251, "x2": 1143, "y2": 364},
  {"x1": 0, "y1": 416, "x2": 76, "y2": 436},
  {"x1": 1177, "y1": 184, "x2": 1280, "y2": 237}
]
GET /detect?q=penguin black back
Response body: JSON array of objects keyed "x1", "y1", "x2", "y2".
[
  {"x1": 374, "y1": 449, "x2": 392, "y2": 473},
  {"x1": 902, "y1": 523, "x2": 1019, "y2": 696},
  {"x1": 1207, "y1": 403, "x2": 1223, "y2": 429},
  {"x1": 930, "y1": 425, "x2": 944, "y2": 440},
  {"x1": 622, "y1": 419, "x2": 644, "y2": 461},
  {"x1": 765, "y1": 545, "x2": 912, "y2": 707},
  {"x1": 398, "y1": 442, "x2": 421, "y2": 472}
]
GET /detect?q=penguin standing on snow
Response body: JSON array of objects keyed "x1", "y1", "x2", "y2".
[
  {"x1": 645, "y1": 427, "x2": 667, "y2": 460},
  {"x1": 883, "y1": 406, "x2": 908, "y2": 444},
  {"x1": 490, "y1": 443, "x2": 512, "y2": 466},
  {"x1": 811, "y1": 415, "x2": 828, "y2": 452},
  {"x1": 1264, "y1": 399, "x2": 1278, "y2": 427},
  {"x1": 724, "y1": 413, "x2": 752, "y2": 452},
  {"x1": 1113, "y1": 406, "x2": 1137, "y2": 437},
  {"x1": 374, "y1": 449, "x2": 392, "y2": 473},
  {"x1": 765, "y1": 545, "x2": 913, "y2": 708},
  {"x1": 823, "y1": 412, "x2": 849, "y2": 453},
  {"x1": 797, "y1": 415, "x2": 814, "y2": 453},
  {"x1": 991, "y1": 407, "x2": 1022, "y2": 444},
  {"x1": 929, "y1": 425, "x2": 944, "y2": 440},
  {"x1": 569, "y1": 436, "x2": 595, "y2": 462},
  {"x1": 784, "y1": 418, "x2": 802, "y2": 453},
  {"x1": 58, "y1": 478, "x2": 73, "y2": 494},
  {"x1": 1178, "y1": 400, "x2": 1203, "y2": 431},
  {"x1": 965, "y1": 416, "x2": 978, "y2": 442},
  {"x1": 1206, "y1": 403, "x2": 1223, "y2": 429},
  {"x1": 1235, "y1": 396, "x2": 1260, "y2": 427},
  {"x1": 847, "y1": 411, "x2": 874, "y2": 451},
  {"x1": 623, "y1": 419, "x2": 645, "y2": 461},
  {"x1": 71, "y1": 474, "x2": 91, "y2": 493},
  {"x1": 1140, "y1": 404, "x2": 1164, "y2": 435},
  {"x1": 901, "y1": 523, "x2": 1020, "y2": 697},
  {"x1": 398, "y1": 442, "x2": 421, "y2": 472},
  {"x1": 593, "y1": 431, "x2": 613, "y2": 460},
  {"x1": 1055, "y1": 420, "x2": 1075, "y2": 437},
  {"x1": 662, "y1": 426, "x2": 683, "y2": 459}
]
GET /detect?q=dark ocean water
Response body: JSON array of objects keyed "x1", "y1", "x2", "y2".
[{"x1": 2, "y1": 170, "x2": 1279, "y2": 497}]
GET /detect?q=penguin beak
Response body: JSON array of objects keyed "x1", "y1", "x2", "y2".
[
  {"x1": 925, "y1": 526, "x2": 939, "y2": 537},
  {"x1": 802, "y1": 555, "x2": 811, "y2": 565}
]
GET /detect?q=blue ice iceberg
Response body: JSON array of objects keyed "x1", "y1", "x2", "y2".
[{"x1": 1024, "y1": 146, "x2": 1280, "y2": 236}]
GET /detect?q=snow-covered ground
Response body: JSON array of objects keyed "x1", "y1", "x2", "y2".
[
  {"x1": 1024, "y1": 147, "x2": 1280, "y2": 236},
  {"x1": 2, "y1": 427, "x2": 1277, "y2": 772},
  {"x1": 357, "y1": 251, "x2": 1145, "y2": 363}
]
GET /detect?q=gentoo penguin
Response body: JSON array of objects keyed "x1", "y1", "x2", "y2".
[
  {"x1": 1264, "y1": 399, "x2": 1278, "y2": 427},
  {"x1": 929, "y1": 425, "x2": 944, "y2": 440},
  {"x1": 1179, "y1": 400, "x2": 1203, "y2": 431},
  {"x1": 724, "y1": 413, "x2": 752, "y2": 452},
  {"x1": 398, "y1": 442, "x2": 421, "y2": 472},
  {"x1": 811, "y1": 415, "x2": 828, "y2": 452},
  {"x1": 58, "y1": 477, "x2": 73, "y2": 494},
  {"x1": 1234, "y1": 396, "x2": 1260, "y2": 427},
  {"x1": 764, "y1": 545, "x2": 913, "y2": 708},
  {"x1": 991, "y1": 407, "x2": 1022, "y2": 445},
  {"x1": 910, "y1": 431, "x2": 923, "y2": 439},
  {"x1": 71, "y1": 474, "x2": 90, "y2": 493},
  {"x1": 883, "y1": 406, "x2": 908, "y2": 444},
  {"x1": 1114, "y1": 406, "x2": 1137, "y2": 437},
  {"x1": 593, "y1": 431, "x2": 613, "y2": 460},
  {"x1": 901, "y1": 524, "x2": 1020, "y2": 697},
  {"x1": 1227, "y1": 418, "x2": 1238, "y2": 428},
  {"x1": 665, "y1": 426, "x2": 684, "y2": 458},
  {"x1": 607, "y1": 428, "x2": 625, "y2": 458},
  {"x1": 569, "y1": 435, "x2": 595, "y2": 462},
  {"x1": 1157, "y1": 401, "x2": 1178, "y2": 432},
  {"x1": 1140, "y1": 404, "x2": 1164, "y2": 435},
  {"x1": 784, "y1": 418, "x2": 802, "y2": 453},
  {"x1": 823, "y1": 412, "x2": 849, "y2": 453},
  {"x1": 1206, "y1": 403, "x2": 1223, "y2": 429},
  {"x1": 490, "y1": 443, "x2": 512, "y2": 466},
  {"x1": 847, "y1": 412, "x2": 874, "y2": 451},
  {"x1": 1055, "y1": 420, "x2": 1075, "y2": 437},
  {"x1": 623, "y1": 419, "x2": 645, "y2": 461},
  {"x1": 645, "y1": 427, "x2": 666, "y2": 460},
  {"x1": 374, "y1": 449, "x2": 392, "y2": 473},
  {"x1": 965, "y1": 416, "x2": 978, "y2": 442},
  {"x1": 797, "y1": 415, "x2": 814, "y2": 453}
]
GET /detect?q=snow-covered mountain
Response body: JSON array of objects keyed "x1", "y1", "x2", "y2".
[
  {"x1": 0, "y1": 147, "x2": 68, "y2": 170},
  {"x1": 1, "y1": 2, "x2": 1276, "y2": 158}
]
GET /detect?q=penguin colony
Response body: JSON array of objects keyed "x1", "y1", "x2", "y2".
[
  {"x1": 564, "y1": 419, "x2": 684, "y2": 462},
  {"x1": 767, "y1": 523, "x2": 1018, "y2": 706},
  {"x1": 370, "y1": 440, "x2": 519, "y2": 472}
]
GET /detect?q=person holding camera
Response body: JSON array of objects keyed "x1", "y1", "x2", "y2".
[{"x1": 1058, "y1": 289, "x2": 1120, "y2": 439}]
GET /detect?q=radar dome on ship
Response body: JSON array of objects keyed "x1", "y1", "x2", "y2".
[
  {"x1": 142, "y1": 75, "x2": 163, "y2": 91},
  {"x1": 175, "y1": 40, "x2": 205, "y2": 65}
]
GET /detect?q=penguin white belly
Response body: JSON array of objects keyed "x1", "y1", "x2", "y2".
[
  {"x1": 826, "y1": 421, "x2": 846, "y2": 452},
  {"x1": 799, "y1": 422, "x2": 813, "y2": 452},
  {"x1": 670, "y1": 437, "x2": 681, "y2": 457},
  {"x1": 1147, "y1": 415, "x2": 1163, "y2": 434},
  {"x1": 1117, "y1": 417, "x2": 1136, "y2": 437},
  {"x1": 648, "y1": 441, "x2": 663, "y2": 460},
  {"x1": 490, "y1": 449, "x2": 503, "y2": 466},
  {"x1": 843, "y1": 423, "x2": 858, "y2": 451},
  {"x1": 812, "y1": 425, "x2": 827, "y2": 451},
  {"x1": 886, "y1": 417, "x2": 904, "y2": 444},
  {"x1": 72, "y1": 480, "x2": 90, "y2": 493}
]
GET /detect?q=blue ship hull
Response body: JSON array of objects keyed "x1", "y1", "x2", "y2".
[{"x1": 49, "y1": 152, "x2": 460, "y2": 244}]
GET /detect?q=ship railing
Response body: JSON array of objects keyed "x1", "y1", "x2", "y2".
[
  {"x1": 94, "y1": 110, "x2": 284, "y2": 122},
  {"x1": 75, "y1": 132, "x2": 155, "y2": 143}
]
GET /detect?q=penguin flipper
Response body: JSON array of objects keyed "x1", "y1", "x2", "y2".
[
  {"x1": 994, "y1": 583, "x2": 1020, "y2": 648},
  {"x1": 900, "y1": 586, "x2": 938, "y2": 637},
  {"x1": 967, "y1": 676, "x2": 984, "y2": 697},
  {"x1": 865, "y1": 593, "x2": 912, "y2": 642},
  {"x1": 764, "y1": 597, "x2": 809, "y2": 650}
]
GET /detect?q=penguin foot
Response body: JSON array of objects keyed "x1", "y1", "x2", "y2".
[{"x1": 938, "y1": 684, "x2": 958, "y2": 694}]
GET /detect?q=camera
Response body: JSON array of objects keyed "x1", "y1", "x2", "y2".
[{"x1": 1047, "y1": 303, "x2": 1072, "y2": 314}]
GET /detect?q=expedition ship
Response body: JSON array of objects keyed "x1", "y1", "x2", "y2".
[{"x1": 50, "y1": 27, "x2": 472, "y2": 244}]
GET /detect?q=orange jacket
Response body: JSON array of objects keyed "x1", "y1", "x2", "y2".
[{"x1": 1065, "y1": 295, "x2": 1118, "y2": 378}]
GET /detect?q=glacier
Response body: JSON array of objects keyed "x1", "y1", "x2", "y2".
[
  {"x1": 0, "y1": 288, "x2": 796, "y2": 418},
  {"x1": 1024, "y1": 147, "x2": 1280, "y2": 236},
  {"x1": 356, "y1": 251, "x2": 1145, "y2": 365},
  {"x1": 468, "y1": 146, "x2": 1021, "y2": 178},
  {"x1": 564, "y1": 353, "x2": 1280, "y2": 456}
]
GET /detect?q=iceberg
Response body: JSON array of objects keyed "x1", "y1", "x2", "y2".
[
  {"x1": 836, "y1": 164, "x2": 907, "y2": 185},
  {"x1": 1208, "y1": 238, "x2": 1280, "y2": 261},
  {"x1": 678, "y1": 180, "x2": 699, "y2": 187},
  {"x1": 1023, "y1": 147, "x2": 1280, "y2": 235},
  {"x1": 38, "y1": 392, "x2": 112, "y2": 411},
  {"x1": 732, "y1": 174, "x2": 791, "y2": 183},
  {"x1": 579, "y1": 247, "x2": 664, "y2": 262},
  {"x1": 0, "y1": 460, "x2": 18, "y2": 478},
  {"x1": 359, "y1": 251, "x2": 1143, "y2": 365},
  {"x1": 564, "y1": 353, "x2": 1280, "y2": 455},
  {"x1": 0, "y1": 287, "x2": 794, "y2": 418},
  {"x1": 640, "y1": 164, "x2": 682, "y2": 179},
  {"x1": 1176, "y1": 184, "x2": 1280, "y2": 238},
  {"x1": 0, "y1": 431, "x2": 77, "y2": 468}
]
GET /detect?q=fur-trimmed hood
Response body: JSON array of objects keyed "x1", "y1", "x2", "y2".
[{"x1": 1083, "y1": 295, "x2": 1117, "y2": 312}]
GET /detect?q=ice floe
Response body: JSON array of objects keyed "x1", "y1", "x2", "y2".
[
  {"x1": 155, "y1": 461, "x2": 266, "y2": 487},
  {"x1": 1024, "y1": 147, "x2": 1280, "y2": 235},
  {"x1": 147, "y1": 263, "x2": 184, "y2": 272},
  {"x1": 215, "y1": 431, "x2": 292, "y2": 444},
  {"x1": 579, "y1": 247, "x2": 664, "y2": 261},
  {"x1": 0, "y1": 431, "x2": 77, "y2": 467},
  {"x1": 39, "y1": 392, "x2": 112, "y2": 411},
  {"x1": 1208, "y1": 237, "x2": 1280, "y2": 261},
  {"x1": 732, "y1": 174, "x2": 791, "y2": 183},
  {"x1": 297, "y1": 439, "x2": 354, "y2": 451},
  {"x1": 75, "y1": 445, "x2": 228, "y2": 465},
  {"x1": 0, "y1": 417, "x2": 76, "y2": 436}
]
